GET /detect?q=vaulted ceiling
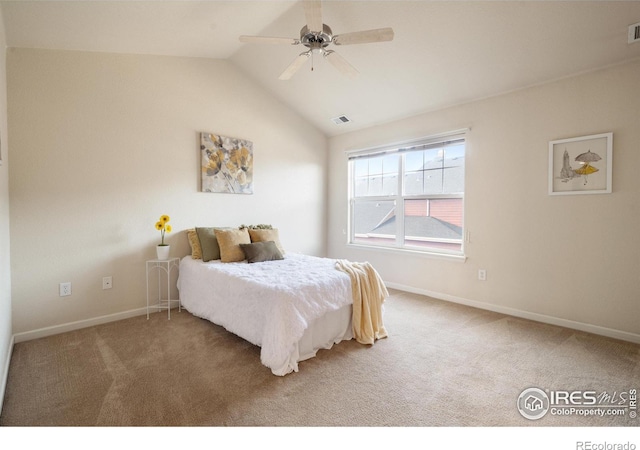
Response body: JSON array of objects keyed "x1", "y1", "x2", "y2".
[{"x1": 2, "y1": 1, "x2": 640, "y2": 136}]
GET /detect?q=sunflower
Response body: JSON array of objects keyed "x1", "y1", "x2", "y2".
[{"x1": 155, "y1": 215, "x2": 172, "y2": 246}]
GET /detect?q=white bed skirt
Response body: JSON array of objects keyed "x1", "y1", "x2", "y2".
[{"x1": 283, "y1": 304, "x2": 353, "y2": 374}]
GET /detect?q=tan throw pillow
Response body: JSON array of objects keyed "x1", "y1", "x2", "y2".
[
  {"x1": 215, "y1": 228, "x2": 251, "y2": 262},
  {"x1": 197, "y1": 227, "x2": 230, "y2": 262},
  {"x1": 187, "y1": 229, "x2": 202, "y2": 259},
  {"x1": 248, "y1": 228, "x2": 285, "y2": 254}
]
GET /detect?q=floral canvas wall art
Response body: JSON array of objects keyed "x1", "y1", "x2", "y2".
[{"x1": 201, "y1": 132, "x2": 253, "y2": 194}]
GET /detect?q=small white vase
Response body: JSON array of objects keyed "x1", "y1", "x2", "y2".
[{"x1": 156, "y1": 245, "x2": 170, "y2": 260}]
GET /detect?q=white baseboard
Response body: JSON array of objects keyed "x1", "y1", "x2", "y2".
[
  {"x1": 385, "y1": 282, "x2": 640, "y2": 345},
  {"x1": 13, "y1": 307, "x2": 148, "y2": 344},
  {"x1": 0, "y1": 334, "x2": 15, "y2": 416},
  {"x1": 7, "y1": 284, "x2": 639, "y2": 359}
]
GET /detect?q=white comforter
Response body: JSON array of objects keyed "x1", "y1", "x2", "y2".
[{"x1": 177, "y1": 253, "x2": 353, "y2": 375}]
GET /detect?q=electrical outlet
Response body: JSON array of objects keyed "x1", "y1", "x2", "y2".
[
  {"x1": 59, "y1": 282, "x2": 72, "y2": 296},
  {"x1": 478, "y1": 269, "x2": 487, "y2": 281},
  {"x1": 102, "y1": 276, "x2": 112, "y2": 290}
]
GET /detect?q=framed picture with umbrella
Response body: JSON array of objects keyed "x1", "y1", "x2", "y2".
[{"x1": 548, "y1": 132, "x2": 613, "y2": 195}]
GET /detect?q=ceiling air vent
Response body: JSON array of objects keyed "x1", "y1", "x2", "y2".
[
  {"x1": 629, "y1": 22, "x2": 640, "y2": 44},
  {"x1": 331, "y1": 115, "x2": 352, "y2": 125}
]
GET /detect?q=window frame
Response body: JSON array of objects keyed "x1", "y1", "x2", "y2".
[{"x1": 346, "y1": 130, "x2": 468, "y2": 259}]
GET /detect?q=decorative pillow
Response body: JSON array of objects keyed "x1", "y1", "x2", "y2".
[
  {"x1": 248, "y1": 228, "x2": 285, "y2": 254},
  {"x1": 239, "y1": 224, "x2": 273, "y2": 230},
  {"x1": 186, "y1": 229, "x2": 202, "y2": 259},
  {"x1": 196, "y1": 227, "x2": 228, "y2": 262},
  {"x1": 240, "y1": 241, "x2": 284, "y2": 264},
  {"x1": 215, "y1": 228, "x2": 251, "y2": 262}
]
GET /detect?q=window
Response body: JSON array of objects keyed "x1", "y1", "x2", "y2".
[{"x1": 348, "y1": 131, "x2": 466, "y2": 256}]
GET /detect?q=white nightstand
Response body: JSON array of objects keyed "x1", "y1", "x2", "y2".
[{"x1": 146, "y1": 258, "x2": 180, "y2": 319}]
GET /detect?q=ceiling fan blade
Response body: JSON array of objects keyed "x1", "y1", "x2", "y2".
[
  {"x1": 324, "y1": 50, "x2": 359, "y2": 79},
  {"x1": 279, "y1": 52, "x2": 310, "y2": 80},
  {"x1": 333, "y1": 27, "x2": 395, "y2": 45},
  {"x1": 304, "y1": 0, "x2": 323, "y2": 33},
  {"x1": 239, "y1": 36, "x2": 300, "y2": 45}
]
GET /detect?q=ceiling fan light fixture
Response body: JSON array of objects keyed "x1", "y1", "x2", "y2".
[
  {"x1": 239, "y1": 0, "x2": 394, "y2": 80},
  {"x1": 300, "y1": 24, "x2": 333, "y2": 49}
]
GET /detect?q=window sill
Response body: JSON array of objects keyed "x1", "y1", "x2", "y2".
[{"x1": 346, "y1": 243, "x2": 467, "y2": 263}]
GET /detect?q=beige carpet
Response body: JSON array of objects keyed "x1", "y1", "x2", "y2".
[{"x1": 1, "y1": 289, "x2": 638, "y2": 427}]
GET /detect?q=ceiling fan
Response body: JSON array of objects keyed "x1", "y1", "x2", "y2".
[{"x1": 239, "y1": 0, "x2": 394, "y2": 80}]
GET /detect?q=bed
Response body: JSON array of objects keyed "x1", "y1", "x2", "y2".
[{"x1": 176, "y1": 253, "x2": 355, "y2": 376}]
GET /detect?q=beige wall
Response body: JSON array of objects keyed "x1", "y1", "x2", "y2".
[
  {"x1": 0, "y1": 6, "x2": 12, "y2": 409},
  {"x1": 328, "y1": 60, "x2": 640, "y2": 339},
  {"x1": 8, "y1": 48, "x2": 327, "y2": 334},
  {"x1": 6, "y1": 47, "x2": 639, "y2": 346}
]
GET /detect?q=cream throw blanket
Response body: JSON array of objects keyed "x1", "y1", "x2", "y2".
[{"x1": 336, "y1": 260, "x2": 389, "y2": 345}]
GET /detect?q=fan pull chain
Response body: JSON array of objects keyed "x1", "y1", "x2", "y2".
[{"x1": 311, "y1": 51, "x2": 314, "y2": 72}]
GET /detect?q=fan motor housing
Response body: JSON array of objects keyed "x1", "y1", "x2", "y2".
[{"x1": 300, "y1": 24, "x2": 333, "y2": 49}]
